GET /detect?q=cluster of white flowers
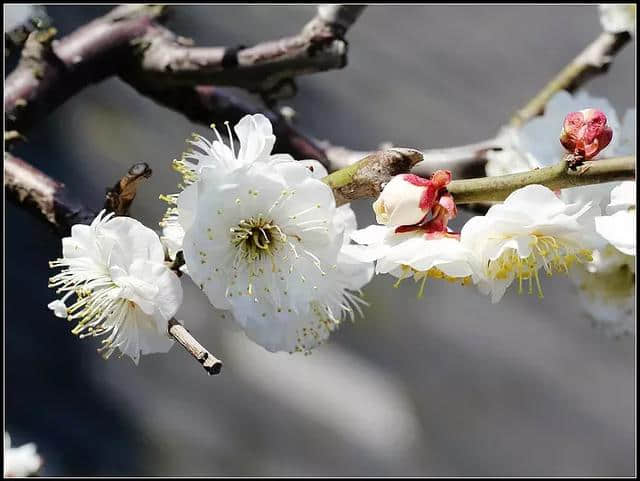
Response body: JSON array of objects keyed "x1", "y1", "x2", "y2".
[
  {"x1": 4, "y1": 432, "x2": 42, "y2": 477},
  {"x1": 160, "y1": 114, "x2": 373, "y2": 354},
  {"x1": 48, "y1": 211, "x2": 183, "y2": 363},
  {"x1": 47, "y1": 98, "x2": 634, "y2": 362},
  {"x1": 570, "y1": 181, "x2": 636, "y2": 334},
  {"x1": 484, "y1": 89, "x2": 636, "y2": 332},
  {"x1": 352, "y1": 181, "x2": 604, "y2": 304}
]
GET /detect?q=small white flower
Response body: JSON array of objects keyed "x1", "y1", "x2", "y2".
[
  {"x1": 4, "y1": 432, "x2": 42, "y2": 477},
  {"x1": 350, "y1": 225, "x2": 477, "y2": 297},
  {"x1": 599, "y1": 4, "x2": 636, "y2": 34},
  {"x1": 595, "y1": 181, "x2": 636, "y2": 256},
  {"x1": 163, "y1": 116, "x2": 373, "y2": 353},
  {"x1": 48, "y1": 211, "x2": 183, "y2": 364},
  {"x1": 460, "y1": 184, "x2": 605, "y2": 303}
]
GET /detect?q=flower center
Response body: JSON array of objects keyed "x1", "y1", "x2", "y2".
[
  {"x1": 231, "y1": 215, "x2": 285, "y2": 263},
  {"x1": 488, "y1": 235, "x2": 593, "y2": 298}
]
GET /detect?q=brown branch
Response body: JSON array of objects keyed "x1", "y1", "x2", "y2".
[
  {"x1": 4, "y1": 5, "x2": 167, "y2": 135},
  {"x1": 510, "y1": 31, "x2": 632, "y2": 127},
  {"x1": 128, "y1": 5, "x2": 365, "y2": 100},
  {"x1": 104, "y1": 162, "x2": 153, "y2": 215},
  {"x1": 4, "y1": 152, "x2": 95, "y2": 235},
  {"x1": 322, "y1": 148, "x2": 424, "y2": 206}
]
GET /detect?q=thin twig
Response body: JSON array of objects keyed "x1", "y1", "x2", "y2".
[
  {"x1": 510, "y1": 31, "x2": 631, "y2": 127},
  {"x1": 168, "y1": 318, "x2": 223, "y2": 375},
  {"x1": 104, "y1": 162, "x2": 153, "y2": 215},
  {"x1": 447, "y1": 155, "x2": 636, "y2": 204}
]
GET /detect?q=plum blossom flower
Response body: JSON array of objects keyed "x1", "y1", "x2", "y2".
[
  {"x1": 595, "y1": 181, "x2": 636, "y2": 256},
  {"x1": 598, "y1": 4, "x2": 636, "y2": 34},
  {"x1": 562, "y1": 181, "x2": 636, "y2": 332},
  {"x1": 4, "y1": 432, "x2": 42, "y2": 477},
  {"x1": 162, "y1": 115, "x2": 373, "y2": 353},
  {"x1": 161, "y1": 114, "x2": 296, "y2": 260},
  {"x1": 459, "y1": 184, "x2": 605, "y2": 303},
  {"x1": 350, "y1": 226, "x2": 478, "y2": 297},
  {"x1": 570, "y1": 245, "x2": 635, "y2": 335},
  {"x1": 48, "y1": 211, "x2": 183, "y2": 363}
]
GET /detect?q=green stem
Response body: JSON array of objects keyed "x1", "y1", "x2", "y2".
[{"x1": 447, "y1": 156, "x2": 635, "y2": 204}]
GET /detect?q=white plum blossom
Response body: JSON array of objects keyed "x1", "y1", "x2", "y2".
[
  {"x1": 459, "y1": 184, "x2": 605, "y2": 303},
  {"x1": 161, "y1": 114, "x2": 295, "y2": 260},
  {"x1": 598, "y1": 4, "x2": 636, "y2": 34},
  {"x1": 350, "y1": 226, "x2": 478, "y2": 297},
  {"x1": 562, "y1": 181, "x2": 636, "y2": 332},
  {"x1": 48, "y1": 211, "x2": 183, "y2": 363},
  {"x1": 570, "y1": 245, "x2": 635, "y2": 335},
  {"x1": 595, "y1": 181, "x2": 636, "y2": 256},
  {"x1": 4, "y1": 432, "x2": 42, "y2": 477},
  {"x1": 485, "y1": 90, "x2": 634, "y2": 176},
  {"x1": 162, "y1": 114, "x2": 373, "y2": 353}
]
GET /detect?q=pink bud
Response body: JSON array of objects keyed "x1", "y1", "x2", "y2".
[{"x1": 559, "y1": 108, "x2": 613, "y2": 160}]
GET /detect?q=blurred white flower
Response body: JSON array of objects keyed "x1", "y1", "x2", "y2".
[
  {"x1": 350, "y1": 226, "x2": 477, "y2": 297},
  {"x1": 48, "y1": 211, "x2": 183, "y2": 364},
  {"x1": 595, "y1": 181, "x2": 636, "y2": 256},
  {"x1": 570, "y1": 245, "x2": 635, "y2": 335},
  {"x1": 164, "y1": 115, "x2": 373, "y2": 353},
  {"x1": 4, "y1": 4, "x2": 44, "y2": 32},
  {"x1": 598, "y1": 4, "x2": 636, "y2": 34},
  {"x1": 485, "y1": 91, "x2": 634, "y2": 175},
  {"x1": 460, "y1": 185, "x2": 604, "y2": 303},
  {"x1": 4, "y1": 432, "x2": 42, "y2": 477}
]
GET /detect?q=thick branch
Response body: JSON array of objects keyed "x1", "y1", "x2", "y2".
[
  {"x1": 448, "y1": 156, "x2": 636, "y2": 204},
  {"x1": 510, "y1": 31, "x2": 631, "y2": 127},
  {"x1": 4, "y1": 5, "x2": 166, "y2": 135},
  {"x1": 128, "y1": 5, "x2": 365, "y2": 98},
  {"x1": 4, "y1": 152, "x2": 95, "y2": 235}
]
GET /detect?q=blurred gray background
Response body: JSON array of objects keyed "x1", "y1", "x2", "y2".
[{"x1": 5, "y1": 4, "x2": 636, "y2": 476}]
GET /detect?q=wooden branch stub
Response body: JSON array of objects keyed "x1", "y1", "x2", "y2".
[
  {"x1": 104, "y1": 162, "x2": 152, "y2": 216},
  {"x1": 168, "y1": 318, "x2": 223, "y2": 376},
  {"x1": 323, "y1": 148, "x2": 424, "y2": 206}
]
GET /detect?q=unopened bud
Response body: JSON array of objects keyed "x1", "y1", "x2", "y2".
[
  {"x1": 559, "y1": 108, "x2": 613, "y2": 160},
  {"x1": 373, "y1": 175, "x2": 429, "y2": 226},
  {"x1": 373, "y1": 170, "x2": 453, "y2": 228}
]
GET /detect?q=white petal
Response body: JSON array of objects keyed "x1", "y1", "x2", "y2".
[{"x1": 595, "y1": 210, "x2": 636, "y2": 255}]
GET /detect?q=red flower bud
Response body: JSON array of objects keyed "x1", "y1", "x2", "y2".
[{"x1": 559, "y1": 108, "x2": 613, "y2": 160}]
